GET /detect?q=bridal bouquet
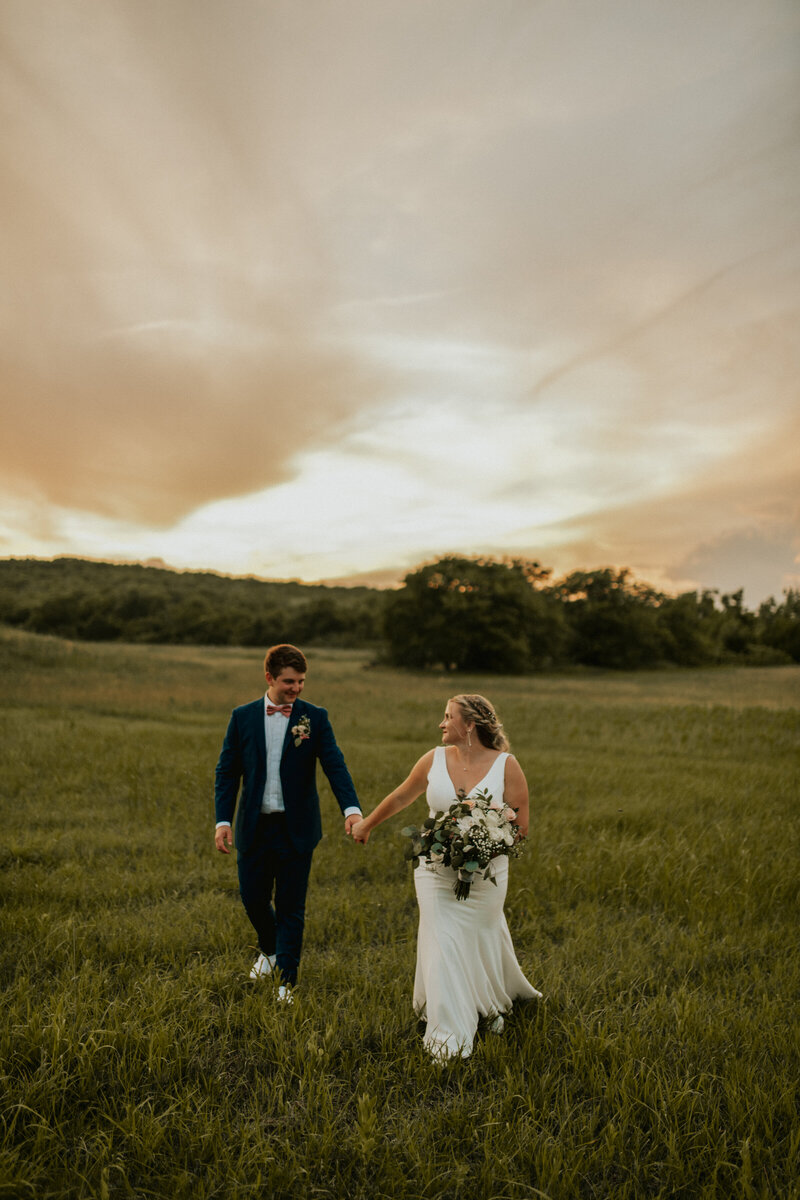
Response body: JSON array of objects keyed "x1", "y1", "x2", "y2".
[{"x1": 402, "y1": 789, "x2": 523, "y2": 901}]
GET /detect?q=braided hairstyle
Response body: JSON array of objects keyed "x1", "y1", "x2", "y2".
[{"x1": 451, "y1": 694, "x2": 510, "y2": 752}]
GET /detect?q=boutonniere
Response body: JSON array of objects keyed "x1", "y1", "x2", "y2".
[{"x1": 291, "y1": 715, "x2": 311, "y2": 747}]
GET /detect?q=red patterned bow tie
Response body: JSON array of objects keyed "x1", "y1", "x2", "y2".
[{"x1": 266, "y1": 703, "x2": 293, "y2": 717}]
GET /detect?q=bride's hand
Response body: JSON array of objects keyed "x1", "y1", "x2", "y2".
[{"x1": 351, "y1": 819, "x2": 370, "y2": 844}]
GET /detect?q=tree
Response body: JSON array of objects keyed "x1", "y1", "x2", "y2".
[
  {"x1": 718, "y1": 589, "x2": 757, "y2": 656},
  {"x1": 656, "y1": 590, "x2": 720, "y2": 666},
  {"x1": 555, "y1": 569, "x2": 666, "y2": 668},
  {"x1": 757, "y1": 590, "x2": 800, "y2": 662},
  {"x1": 383, "y1": 555, "x2": 566, "y2": 672}
]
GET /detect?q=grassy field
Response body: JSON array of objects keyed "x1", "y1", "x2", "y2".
[{"x1": 1, "y1": 627, "x2": 798, "y2": 1200}]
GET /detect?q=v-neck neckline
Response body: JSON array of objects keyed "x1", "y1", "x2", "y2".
[{"x1": 444, "y1": 748, "x2": 504, "y2": 799}]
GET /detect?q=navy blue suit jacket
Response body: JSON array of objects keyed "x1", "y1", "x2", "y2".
[{"x1": 214, "y1": 697, "x2": 359, "y2": 855}]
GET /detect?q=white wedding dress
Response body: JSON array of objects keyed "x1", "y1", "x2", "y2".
[{"x1": 413, "y1": 746, "x2": 542, "y2": 1061}]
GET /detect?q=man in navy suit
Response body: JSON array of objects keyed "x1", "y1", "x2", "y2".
[{"x1": 214, "y1": 643, "x2": 361, "y2": 997}]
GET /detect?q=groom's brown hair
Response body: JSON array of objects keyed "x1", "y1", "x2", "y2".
[{"x1": 264, "y1": 643, "x2": 308, "y2": 676}]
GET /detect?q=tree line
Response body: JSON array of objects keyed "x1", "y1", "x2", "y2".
[
  {"x1": 0, "y1": 558, "x2": 383, "y2": 649},
  {"x1": 383, "y1": 556, "x2": 799, "y2": 670},
  {"x1": 0, "y1": 555, "x2": 797, "y2": 670}
]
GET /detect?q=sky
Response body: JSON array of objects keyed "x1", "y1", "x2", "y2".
[{"x1": 1, "y1": 0, "x2": 798, "y2": 606}]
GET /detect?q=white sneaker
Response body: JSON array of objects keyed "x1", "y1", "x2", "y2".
[
  {"x1": 488, "y1": 1014, "x2": 504, "y2": 1035},
  {"x1": 277, "y1": 984, "x2": 294, "y2": 1005},
  {"x1": 249, "y1": 952, "x2": 276, "y2": 980}
]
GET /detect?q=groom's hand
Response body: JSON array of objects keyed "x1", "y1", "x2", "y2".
[
  {"x1": 344, "y1": 813, "x2": 361, "y2": 837},
  {"x1": 215, "y1": 824, "x2": 233, "y2": 854}
]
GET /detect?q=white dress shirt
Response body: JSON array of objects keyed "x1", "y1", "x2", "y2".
[{"x1": 262, "y1": 694, "x2": 289, "y2": 813}]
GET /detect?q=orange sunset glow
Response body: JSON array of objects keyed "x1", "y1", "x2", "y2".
[{"x1": 1, "y1": 0, "x2": 798, "y2": 603}]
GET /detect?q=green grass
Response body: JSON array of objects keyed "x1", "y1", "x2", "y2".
[{"x1": 1, "y1": 627, "x2": 798, "y2": 1199}]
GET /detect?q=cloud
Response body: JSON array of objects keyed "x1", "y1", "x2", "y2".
[
  {"x1": 0, "y1": 0, "x2": 798, "y2": 603},
  {"x1": 527, "y1": 410, "x2": 800, "y2": 600},
  {"x1": 0, "y1": 1, "x2": 397, "y2": 522},
  {"x1": 671, "y1": 527, "x2": 800, "y2": 604},
  {"x1": 1, "y1": 304, "x2": 389, "y2": 524}
]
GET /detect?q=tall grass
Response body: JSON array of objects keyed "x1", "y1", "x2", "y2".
[{"x1": 1, "y1": 628, "x2": 798, "y2": 1198}]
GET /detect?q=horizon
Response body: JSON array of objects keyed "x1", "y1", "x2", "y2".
[{"x1": 2, "y1": 549, "x2": 794, "y2": 609}]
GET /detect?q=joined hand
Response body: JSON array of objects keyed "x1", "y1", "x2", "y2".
[{"x1": 350, "y1": 818, "x2": 370, "y2": 844}]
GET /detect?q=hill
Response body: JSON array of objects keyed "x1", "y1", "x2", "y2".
[{"x1": 0, "y1": 556, "x2": 384, "y2": 647}]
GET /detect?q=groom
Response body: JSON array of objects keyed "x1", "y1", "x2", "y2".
[{"x1": 214, "y1": 643, "x2": 361, "y2": 996}]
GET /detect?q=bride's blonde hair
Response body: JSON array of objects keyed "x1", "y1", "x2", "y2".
[{"x1": 451, "y1": 694, "x2": 509, "y2": 752}]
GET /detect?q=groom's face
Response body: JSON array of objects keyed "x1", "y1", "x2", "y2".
[{"x1": 265, "y1": 667, "x2": 306, "y2": 706}]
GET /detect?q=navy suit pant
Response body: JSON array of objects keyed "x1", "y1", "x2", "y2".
[{"x1": 237, "y1": 813, "x2": 314, "y2": 987}]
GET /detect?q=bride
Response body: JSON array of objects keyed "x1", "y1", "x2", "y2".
[{"x1": 351, "y1": 693, "x2": 541, "y2": 1062}]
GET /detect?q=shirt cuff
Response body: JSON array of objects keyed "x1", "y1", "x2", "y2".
[
  {"x1": 343, "y1": 806, "x2": 361, "y2": 818},
  {"x1": 215, "y1": 821, "x2": 232, "y2": 828}
]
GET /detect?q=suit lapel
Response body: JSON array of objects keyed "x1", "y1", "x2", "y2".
[{"x1": 251, "y1": 699, "x2": 267, "y2": 773}]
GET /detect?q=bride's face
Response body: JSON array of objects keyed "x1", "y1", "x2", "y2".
[{"x1": 440, "y1": 702, "x2": 468, "y2": 745}]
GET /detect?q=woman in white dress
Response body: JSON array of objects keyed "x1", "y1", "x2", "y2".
[{"x1": 351, "y1": 694, "x2": 541, "y2": 1062}]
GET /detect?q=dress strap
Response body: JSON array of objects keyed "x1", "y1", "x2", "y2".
[
  {"x1": 428, "y1": 744, "x2": 448, "y2": 782},
  {"x1": 480, "y1": 751, "x2": 509, "y2": 795},
  {"x1": 488, "y1": 751, "x2": 509, "y2": 772}
]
